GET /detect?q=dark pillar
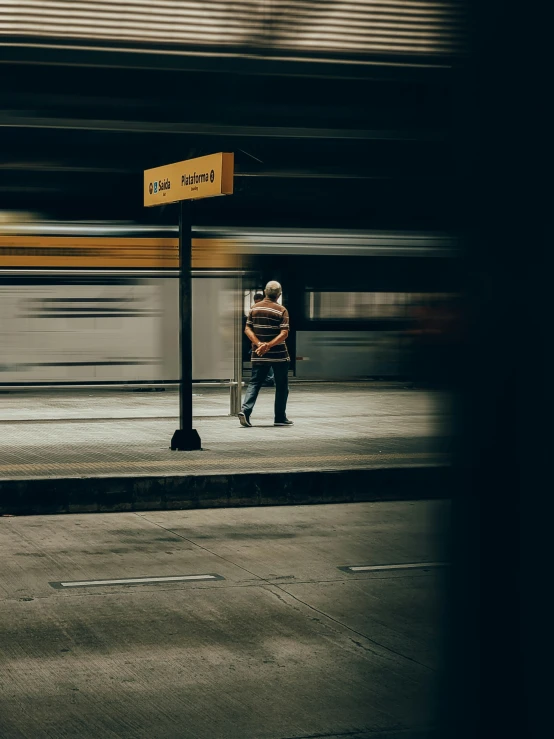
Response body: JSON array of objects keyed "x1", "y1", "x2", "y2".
[
  {"x1": 170, "y1": 200, "x2": 201, "y2": 450},
  {"x1": 440, "y1": 3, "x2": 551, "y2": 738}
]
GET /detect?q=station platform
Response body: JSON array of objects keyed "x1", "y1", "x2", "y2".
[{"x1": 0, "y1": 383, "x2": 453, "y2": 515}]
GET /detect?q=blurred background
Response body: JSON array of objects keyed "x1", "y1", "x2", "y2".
[{"x1": 0, "y1": 0, "x2": 467, "y2": 389}]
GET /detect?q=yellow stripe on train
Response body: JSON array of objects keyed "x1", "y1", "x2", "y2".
[{"x1": 0, "y1": 237, "x2": 241, "y2": 269}]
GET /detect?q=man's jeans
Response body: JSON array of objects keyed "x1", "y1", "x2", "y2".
[
  {"x1": 249, "y1": 349, "x2": 274, "y2": 383},
  {"x1": 242, "y1": 362, "x2": 289, "y2": 421}
]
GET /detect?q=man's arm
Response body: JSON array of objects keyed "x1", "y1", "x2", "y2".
[{"x1": 244, "y1": 324, "x2": 266, "y2": 349}]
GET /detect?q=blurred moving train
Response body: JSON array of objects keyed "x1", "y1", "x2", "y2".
[{"x1": 0, "y1": 219, "x2": 461, "y2": 385}]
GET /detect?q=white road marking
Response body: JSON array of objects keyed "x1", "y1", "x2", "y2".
[
  {"x1": 59, "y1": 574, "x2": 219, "y2": 587},
  {"x1": 346, "y1": 562, "x2": 448, "y2": 572}
]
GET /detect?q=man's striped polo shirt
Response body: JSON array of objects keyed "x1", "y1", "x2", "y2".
[{"x1": 247, "y1": 297, "x2": 290, "y2": 364}]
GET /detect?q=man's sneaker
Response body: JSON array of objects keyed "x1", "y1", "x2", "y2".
[
  {"x1": 274, "y1": 418, "x2": 293, "y2": 426},
  {"x1": 238, "y1": 411, "x2": 252, "y2": 428}
]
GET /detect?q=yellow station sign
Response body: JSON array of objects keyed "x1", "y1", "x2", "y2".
[{"x1": 144, "y1": 152, "x2": 234, "y2": 207}]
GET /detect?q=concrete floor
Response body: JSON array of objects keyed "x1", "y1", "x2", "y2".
[
  {"x1": 0, "y1": 384, "x2": 453, "y2": 480},
  {"x1": 0, "y1": 500, "x2": 450, "y2": 739}
]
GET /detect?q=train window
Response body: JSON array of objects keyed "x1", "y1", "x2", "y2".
[
  {"x1": 306, "y1": 291, "x2": 409, "y2": 320},
  {"x1": 244, "y1": 289, "x2": 282, "y2": 315},
  {"x1": 306, "y1": 292, "x2": 458, "y2": 321}
]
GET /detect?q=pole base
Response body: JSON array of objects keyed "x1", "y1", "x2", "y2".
[{"x1": 170, "y1": 429, "x2": 202, "y2": 451}]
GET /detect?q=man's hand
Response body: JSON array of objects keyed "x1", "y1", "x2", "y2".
[{"x1": 255, "y1": 342, "x2": 270, "y2": 356}]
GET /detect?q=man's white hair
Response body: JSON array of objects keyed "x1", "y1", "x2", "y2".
[{"x1": 264, "y1": 281, "x2": 282, "y2": 300}]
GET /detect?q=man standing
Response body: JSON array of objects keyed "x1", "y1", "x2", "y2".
[
  {"x1": 239, "y1": 280, "x2": 293, "y2": 427},
  {"x1": 253, "y1": 292, "x2": 275, "y2": 387}
]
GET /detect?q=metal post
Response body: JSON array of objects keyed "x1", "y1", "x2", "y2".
[
  {"x1": 230, "y1": 273, "x2": 243, "y2": 415},
  {"x1": 170, "y1": 201, "x2": 201, "y2": 450}
]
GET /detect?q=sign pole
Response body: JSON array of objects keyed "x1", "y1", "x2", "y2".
[
  {"x1": 144, "y1": 152, "x2": 233, "y2": 451},
  {"x1": 170, "y1": 200, "x2": 201, "y2": 450}
]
